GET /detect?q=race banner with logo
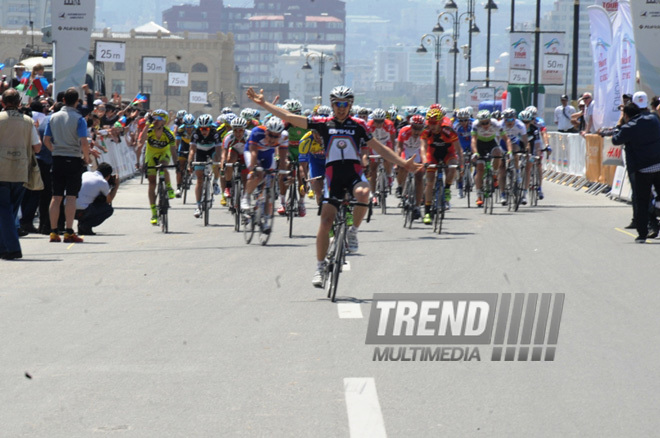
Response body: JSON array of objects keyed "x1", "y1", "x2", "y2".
[
  {"x1": 509, "y1": 32, "x2": 533, "y2": 70},
  {"x1": 611, "y1": 1, "x2": 635, "y2": 97},
  {"x1": 599, "y1": 1, "x2": 619, "y2": 14},
  {"x1": 630, "y1": 0, "x2": 660, "y2": 97},
  {"x1": 51, "y1": 0, "x2": 95, "y2": 94},
  {"x1": 540, "y1": 32, "x2": 566, "y2": 85},
  {"x1": 588, "y1": 5, "x2": 619, "y2": 131}
]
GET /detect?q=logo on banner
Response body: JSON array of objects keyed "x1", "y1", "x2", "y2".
[
  {"x1": 544, "y1": 38, "x2": 561, "y2": 53},
  {"x1": 366, "y1": 293, "x2": 565, "y2": 362},
  {"x1": 511, "y1": 38, "x2": 529, "y2": 59},
  {"x1": 600, "y1": 1, "x2": 618, "y2": 12}
]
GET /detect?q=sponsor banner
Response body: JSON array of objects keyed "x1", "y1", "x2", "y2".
[
  {"x1": 509, "y1": 32, "x2": 533, "y2": 70},
  {"x1": 612, "y1": 1, "x2": 635, "y2": 97},
  {"x1": 541, "y1": 32, "x2": 566, "y2": 85},
  {"x1": 588, "y1": 6, "x2": 619, "y2": 131},
  {"x1": 599, "y1": 1, "x2": 619, "y2": 14},
  {"x1": 51, "y1": 0, "x2": 95, "y2": 95},
  {"x1": 629, "y1": 0, "x2": 660, "y2": 97}
]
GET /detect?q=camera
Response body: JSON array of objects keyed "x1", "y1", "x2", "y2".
[{"x1": 108, "y1": 174, "x2": 117, "y2": 186}]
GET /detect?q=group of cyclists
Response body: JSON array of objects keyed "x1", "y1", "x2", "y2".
[{"x1": 135, "y1": 85, "x2": 552, "y2": 287}]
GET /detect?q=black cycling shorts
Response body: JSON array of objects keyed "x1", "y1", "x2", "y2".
[{"x1": 324, "y1": 161, "x2": 365, "y2": 207}]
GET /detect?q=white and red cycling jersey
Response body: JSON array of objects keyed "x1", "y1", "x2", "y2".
[
  {"x1": 367, "y1": 119, "x2": 396, "y2": 151},
  {"x1": 397, "y1": 125, "x2": 424, "y2": 163}
]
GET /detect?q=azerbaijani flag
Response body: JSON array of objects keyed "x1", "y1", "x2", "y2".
[
  {"x1": 15, "y1": 72, "x2": 31, "y2": 91},
  {"x1": 114, "y1": 115, "x2": 127, "y2": 128},
  {"x1": 26, "y1": 77, "x2": 49, "y2": 97},
  {"x1": 130, "y1": 93, "x2": 148, "y2": 106}
]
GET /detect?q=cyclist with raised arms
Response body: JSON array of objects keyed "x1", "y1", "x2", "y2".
[
  {"x1": 246, "y1": 86, "x2": 423, "y2": 288},
  {"x1": 174, "y1": 113, "x2": 196, "y2": 197},
  {"x1": 501, "y1": 108, "x2": 528, "y2": 205},
  {"x1": 396, "y1": 114, "x2": 426, "y2": 219},
  {"x1": 189, "y1": 114, "x2": 222, "y2": 218},
  {"x1": 471, "y1": 109, "x2": 512, "y2": 206},
  {"x1": 137, "y1": 109, "x2": 177, "y2": 225}
]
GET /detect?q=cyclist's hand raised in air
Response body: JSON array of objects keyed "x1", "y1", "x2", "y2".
[{"x1": 246, "y1": 87, "x2": 266, "y2": 106}]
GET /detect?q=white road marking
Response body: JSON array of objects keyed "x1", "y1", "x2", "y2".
[
  {"x1": 344, "y1": 378, "x2": 387, "y2": 438},
  {"x1": 337, "y1": 303, "x2": 363, "y2": 319},
  {"x1": 343, "y1": 261, "x2": 351, "y2": 271}
]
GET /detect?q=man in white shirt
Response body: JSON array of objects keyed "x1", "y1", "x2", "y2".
[
  {"x1": 580, "y1": 92, "x2": 595, "y2": 136},
  {"x1": 554, "y1": 94, "x2": 577, "y2": 133},
  {"x1": 75, "y1": 162, "x2": 118, "y2": 235}
]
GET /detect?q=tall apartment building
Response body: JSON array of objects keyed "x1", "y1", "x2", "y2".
[
  {"x1": 0, "y1": 0, "x2": 48, "y2": 29},
  {"x1": 163, "y1": 0, "x2": 346, "y2": 85}
]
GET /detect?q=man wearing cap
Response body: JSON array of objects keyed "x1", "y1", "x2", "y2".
[
  {"x1": 554, "y1": 95, "x2": 577, "y2": 133},
  {"x1": 610, "y1": 99, "x2": 660, "y2": 243}
]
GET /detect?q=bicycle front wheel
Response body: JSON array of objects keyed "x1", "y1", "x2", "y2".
[
  {"x1": 233, "y1": 179, "x2": 242, "y2": 232},
  {"x1": 159, "y1": 183, "x2": 169, "y2": 233},
  {"x1": 287, "y1": 180, "x2": 296, "y2": 238},
  {"x1": 328, "y1": 223, "x2": 345, "y2": 302},
  {"x1": 202, "y1": 181, "x2": 210, "y2": 226}
]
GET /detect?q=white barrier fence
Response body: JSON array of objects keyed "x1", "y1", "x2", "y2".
[{"x1": 96, "y1": 136, "x2": 138, "y2": 182}]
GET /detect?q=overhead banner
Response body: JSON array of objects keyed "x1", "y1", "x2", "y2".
[
  {"x1": 588, "y1": 6, "x2": 619, "y2": 131},
  {"x1": 541, "y1": 32, "x2": 566, "y2": 85},
  {"x1": 509, "y1": 32, "x2": 533, "y2": 70},
  {"x1": 630, "y1": 0, "x2": 660, "y2": 97},
  {"x1": 51, "y1": 0, "x2": 96, "y2": 95},
  {"x1": 612, "y1": 1, "x2": 635, "y2": 97}
]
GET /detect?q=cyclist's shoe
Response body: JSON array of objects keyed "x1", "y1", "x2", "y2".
[
  {"x1": 175, "y1": 188, "x2": 182, "y2": 198},
  {"x1": 63, "y1": 232, "x2": 83, "y2": 243},
  {"x1": 224, "y1": 188, "x2": 231, "y2": 197},
  {"x1": 167, "y1": 187, "x2": 175, "y2": 199},
  {"x1": 444, "y1": 188, "x2": 452, "y2": 202},
  {"x1": 493, "y1": 178, "x2": 499, "y2": 189},
  {"x1": 521, "y1": 192, "x2": 528, "y2": 205},
  {"x1": 412, "y1": 207, "x2": 421, "y2": 220},
  {"x1": 501, "y1": 193, "x2": 508, "y2": 206},
  {"x1": 423, "y1": 213, "x2": 432, "y2": 225},
  {"x1": 312, "y1": 262, "x2": 327, "y2": 288},
  {"x1": 213, "y1": 183, "x2": 220, "y2": 196},
  {"x1": 395, "y1": 186, "x2": 403, "y2": 198},
  {"x1": 194, "y1": 208, "x2": 202, "y2": 218},
  {"x1": 476, "y1": 196, "x2": 484, "y2": 206},
  {"x1": 298, "y1": 203, "x2": 306, "y2": 217},
  {"x1": 372, "y1": 196, "x2": 379, "y2": 207},
  {"x1": 347, "y1": 227, "x2": 359, "y2": 253},
  {"x1": 538, "y1": 188, "x2": 544, "y2": 200},
  {"x1": 277, "y1": 204, "x2": 286, "y2": 215},
  {"x1": 220, "y1": 195, "x2": 227, "y2": 206},
  {"x1": 49, "y1": 232, "x2": 61, "y2": 243},
  {"x1": 346, "y1": 211, "x2": 354, "y2": 227},
  {"x1": 307, "y1": 189, "x2": 314, "y2": 199},
  {"x1": 150, "y1": 215, "x2": 158, "y2": 225},
  {"x1": 240, "y1": 197, "x2": 250, "y2": 211}
]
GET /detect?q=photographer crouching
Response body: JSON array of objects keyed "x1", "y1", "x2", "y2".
[{"x1": 75, "y1": 162, "x2": 119, "y2": 235}]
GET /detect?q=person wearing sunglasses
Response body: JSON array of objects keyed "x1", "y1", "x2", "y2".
[
  {"x1": 246, "y1": 85, "x2": 423, "y2": 288},
  {"x1": 240, "y1": 117, "x2": 289, "y2": 232},
  {"x1": 580, "y1": 92, "x2": 594, "y2": 136},
  {"x1": 189, "y1": 114, "x2": 223, "y2": 218},
  {"x1": 471, "y1": 109, "x2": 512, "y2": 207},
  {"x1": 501, "y1": 108, "x2": 529, "y2": 204},
  {"x1": 395, "y1": 114, "x2": 426, "y2": 219},
  {"x1": 421, "y1": 108, "x2": 463, "y2": 223}
]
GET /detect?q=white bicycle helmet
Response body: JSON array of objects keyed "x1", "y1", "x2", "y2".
[
  {"x1": 284, "y1": 99, "x2": 302, "y2": 114},
  {"x1": 231, "y1": 116, "x2": 248, "y2": 129},
  {"x1": 329, "y1": 85, "x2": 354, "y2": 103},
  {"x1": 197, "y1": 114, "x2": 214, "y2": 128},
  {"x1": 182, "y1": 114, "x2": 196, "y2": 126},
  {"x1": 317, "y1": 105, "x2": 332, "y2": 116},
  {"x1": 476, "y1": 110, "x2": 491, "y2": 121},
  {"x1": 372, "y1": 108, "x2": 387, "y2": 121},
  {"x1": 265, "y1": 116, "x2": 285, "y2": 134}
]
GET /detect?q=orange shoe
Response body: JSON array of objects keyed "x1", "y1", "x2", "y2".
[
  {"x1": 49, "y1": 232, "x2": 61, "y2": 243},
  {"x1": 63, "y1": 232, "x2": 84, "y2": 243},
  {"x1": 476, "y1": 196, "x2": 484, "y2": 206}
]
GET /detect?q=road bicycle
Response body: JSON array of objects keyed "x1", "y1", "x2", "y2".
[
  {"x1": 461, "y1": 152, "x2": 474, "y2": 208},
  {"x1": 284, "y1": 157, "x2": 301, "y2": 238},
  {"x1": 147, "y1": 163, "x2": 178, "y2": 233},
  {"x1": 481, "y1": 154, "x2": 495, "y2": 215},
  {"x1": 400, "y1": 171, "x2": 417, "y2": 229},
  {"x1": 504, "y1": 153, "x2": 521, "y2": 212},
  {"x1": 225, "y1": 161, "x2": 245, "y2": 232},
  {"x1": 426, "y1": 162, "x2": 457, "y2": 234},
  {"x1": 180, "y1": 163, "x2": 193, "y2": 204},
  {"x1": 191, "y1": 159, "x2": 220, "y2": 226},
  {"x1": 368, "y1": 155, "x2": 389, "y2": 215},
  {"x1": 243, "y1": 167, "x2": 289, "y2": 245}
]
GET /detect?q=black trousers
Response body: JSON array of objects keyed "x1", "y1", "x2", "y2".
[{"x1": 633, "y1": 170, "x2": 660, "y2": 239}]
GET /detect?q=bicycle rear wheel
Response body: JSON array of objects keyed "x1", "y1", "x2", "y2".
[
  {"x1": 379, "y1": 171, "x2": 387, "y2": 215},
  {"x1": 529, "y1": 167, "x2": 538, "y2": 207},
  {"x1": 287, "y1": 178, "x2": 296, "y2": 238},
  {"x1": 258, "y1": 184, "x2": 274, "y2": 246},
  {"x1": 159, "y1": 183, "x2": 169, "y2": 233},
  {"x1": 243, "y1": 209, "x2": 255, "y2": 244},
  {"x1": 182, "y1": 168, "x2": 190, "y2": 204},
  {"x1": 203, "y1": 178, "x2": 210, "y2": 226},
  {"x1": 435, "y1": 191, "x2": 445, "y2": 234},
  {"x1": 464, "y1": 168, "x2": 472, "y2": 208},
  {"x1": 233, "y1": 179, "x2": 242, "y2": 232}
]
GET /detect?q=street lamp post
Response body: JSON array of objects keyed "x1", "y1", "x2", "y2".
[
  {"x1": 466, "y1": 0, "x2": 480, "y2": 82},
  {"x1": 484, "y1": 0, "x2": 498, "y2": 88},
  {"x1": 417, "y1": 32, "x2": 453, "y2": 104},
  {"x1": 301, "y1": 51, "x2": 341, "y2": 106},
  {"x1": 440, "y1": 1, "x2": 477, "y2": 108}
]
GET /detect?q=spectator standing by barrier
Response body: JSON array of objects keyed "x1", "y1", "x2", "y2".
[
  {"x1": 571, "y1": 100, "x2": 586, "y2": 133},
  {"x1": 610, "y1": 102, "x2": 660, "y2": 243},
  {"x1": 554, "y1": 95, "x2": 577, "y2": 133},
  {"x1": 44, "y1": 87, "x2": 90, "y2": 243},
  {"x1": 580, "y1": 93, "x2": 595, "y2": 136},
  {"x1": 0, "y1": 89, "x2": 42, "y2": 260}
]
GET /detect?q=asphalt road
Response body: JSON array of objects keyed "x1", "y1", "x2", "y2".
[{"x1": 2, "y1": 177, "x2": 658, "y2": 437}]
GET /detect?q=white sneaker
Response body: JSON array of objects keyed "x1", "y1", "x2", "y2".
[
  {"x1": 240, "y1": 197, "x2": 250, "y2": 211},
  {"x1": 312, "y1": 262, "x2": 326, "y2": 288},
  {"x1": 347, "y1": 227, "x2": 358, "y2": 253},
  {"x1": 194, "y1": 207, "x2": 202, "y2": 218}
]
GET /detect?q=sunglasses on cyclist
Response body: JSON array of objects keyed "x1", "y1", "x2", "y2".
[
  {"x1": 411, "y1": 124, "x2": 424, "y2": 131},
  {"x1": 505, "y1": 118, "x2": 515, "y2": 122},
  {"x1": 200, "y1": 126, "x2": 211, "y2": 131},
  {"x1": 479, "y1": 121, "x2": 490, "y2": 126},
  {"x1": 333, "y1": 101, "x2": 350, "y2": 108},
  {"x1": 267, "y1": 132, "x2": 280, "y2": 139}
]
